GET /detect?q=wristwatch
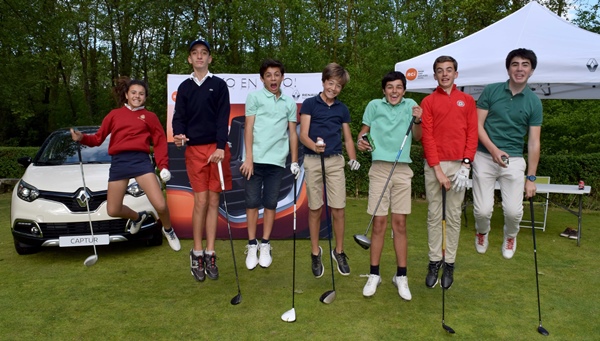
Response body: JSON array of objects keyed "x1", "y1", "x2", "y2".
[
  {"x1": 526, "y1": 175, "x2": 537, "y2": 182},
  {"x1": 462, "y1": 158, "x2": 471, "y2": 165}
]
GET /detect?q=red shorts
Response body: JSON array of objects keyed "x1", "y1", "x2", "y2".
[{"x1": 185, "y1": 143, "x2": 232, "y2": 193}]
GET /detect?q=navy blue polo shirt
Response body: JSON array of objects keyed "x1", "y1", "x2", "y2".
[{"x1": 300, "y1": 93, "x2": 351, "y2": 156}]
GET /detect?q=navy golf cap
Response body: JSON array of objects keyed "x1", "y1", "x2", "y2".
[{"x1": 189, "y1": 39, "x2": 211, "y2": 54}]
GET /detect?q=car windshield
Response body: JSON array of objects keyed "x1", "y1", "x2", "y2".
[{"x1": 34, "y1": 129, "x2": 112, "y2": 166}]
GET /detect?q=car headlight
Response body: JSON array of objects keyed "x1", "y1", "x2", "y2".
[
  {"x1": 126, "y1": 182, "x2": 146, "y2": 197},
  {"x1": 17, "y1": 180, "x2": 40, "y2": 202}
]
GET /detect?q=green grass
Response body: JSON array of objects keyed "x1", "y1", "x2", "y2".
[{"x1": 1, "y1": 192, "x2": 599, "y2": 340}]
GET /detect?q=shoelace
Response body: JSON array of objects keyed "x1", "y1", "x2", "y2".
[
  {"x1": 166, "y1": 229, "x2": 176, "y2": 240},
  {"x1": 477, "y1": 234, "x2": 486, "y2": 245},
  {"x1": 245, "y1": 244, "x2": 256, "y2": 255},
  {"x1": 506, "y1": 238, "x2": 515, "y2": 250}
]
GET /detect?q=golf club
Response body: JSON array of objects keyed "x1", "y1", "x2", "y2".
[
  {"x1": 530, "y1": 196, "x2": 549, "y2": 336},
  {"x1": 281, "y1": 179, "x2": 298, "y2": 322},
  {"x1": 441, "y1": 187, "x2": 455, "y2": 334},
  {"x1": 77, "y1": 143, "x2": 98, "y2": 267},
  {"x1": 353, "y1": 117, "x2": 416, "y2": 250},
  {"x1": 217, "y1": 161, "x2": 242, "y2": 305},
  {"x1": 319, "y1": 152, "x2": 336, "y2": 304}
]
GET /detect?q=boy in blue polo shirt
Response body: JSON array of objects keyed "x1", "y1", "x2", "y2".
[
  {"x1": 240, "y1": 59, "x2": 299, "y2": 269},
  {"x1": 299, "y1": 63, "x2": 360, "y2": 278},
  {"x1": 357, "y1": 71, "x2": 422, "y2": 300}
]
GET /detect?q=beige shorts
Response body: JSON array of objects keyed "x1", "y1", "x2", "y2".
[
  {"x1": 303, "y1": 154, "x2": 346, "y2": 209},
  {"x1": 367, "y1": 161, "x2": 413, "y2": 216}
]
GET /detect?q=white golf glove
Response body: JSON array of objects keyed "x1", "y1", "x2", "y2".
[
  {"x1": 347, "y1": 159, "x2": 360, "y2": 171},
  {"x1": 160, "y1": 168, "x2": 172, "y2": 182},
  {"x1": 290, "y1": 162, "x2": 300, "y2": 179},
  {"x1": 451, "y1": 165, "x2": 470, "y2": 191}
]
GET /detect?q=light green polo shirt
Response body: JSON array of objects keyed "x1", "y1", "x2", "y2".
[
  {"x1": 362, "y1": 97, "x2": 417, "y2": 163},
  {"x1": 244, "y1": 87, "x2": 297, "y2": 167},
  {"x1": 477, "y1": 81, "x2": 543, "y2": 156}
]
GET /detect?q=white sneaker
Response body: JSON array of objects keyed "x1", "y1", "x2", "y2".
[
  {"x1": 258, "y1": 243, "x2": 272, "y2": 268},
  {"x1": 502, "y1": 236, "x2": 517, "y2": 259},
  {"x1": 392, "y1": 275, "x2": 412, "y2": 301},
  {"x1": 362, "y1": 274, "x2": 381, "y2": 297},
  {"x1": 245, "y1": 244, "x2": 258, "y2": 270},
  {"x1": 475, "y1": 233, "x2": 489, "y2": 254},
  {"x1": 162, "y1": 227, "x2": 181, "y2": 251},
  {"x1": 128, "y1": 211, "x2": 147, "y2": 235}
]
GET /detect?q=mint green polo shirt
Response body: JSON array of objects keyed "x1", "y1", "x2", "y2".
[
  {"x1": 477, "y1": 81, "x2": 543, "y2": 157},
  {"x1": 244, "y1": 87, "x2": 297, "y2": 167},
  {"x1": 362, "y1": 97, "x2": 417, "y2": 163}
]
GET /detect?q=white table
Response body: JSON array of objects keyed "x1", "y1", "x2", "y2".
[{"x1": 466, "y1": 181, "x2": 592, "y2": 246}]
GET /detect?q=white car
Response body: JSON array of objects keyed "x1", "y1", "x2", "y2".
[{"x1": 11, "y1": 126, "x2": 163, "y2": 255}]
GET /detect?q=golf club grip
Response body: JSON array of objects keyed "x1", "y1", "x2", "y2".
[{"x1": 217, "y1": 161, "x2": 225, "y2": 191}]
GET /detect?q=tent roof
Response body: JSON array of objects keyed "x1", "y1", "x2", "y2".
[{"x1": 395, "y1": 2, "x2": 600, "y2": 99}]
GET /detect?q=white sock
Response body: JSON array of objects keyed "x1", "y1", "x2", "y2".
[{"x1": 193, "y1": 250, "x2": 203, "y2": 257}]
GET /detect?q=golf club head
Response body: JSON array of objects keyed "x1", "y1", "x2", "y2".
[
  {"x1": 442, "y1": 323, "x2": 456, "y2": 334},
  {"x1": 230, "y1": 294, "x2": 242, "y2": 305},
  {"x1": 319, "y1": 290, "x2": 336, "y2": 304},
  {"x1": 537, "y1": 325, "x2": 549, "y2": 336},
  {"x1": 353, "y1": 234, "x2": 371, "y2": 250},
  {"x1": 83, "y1": 255, "x2": 98, "y2": 267},
  {"x1": 281, "y1": 308, "x2": 296, "y2": 322}
]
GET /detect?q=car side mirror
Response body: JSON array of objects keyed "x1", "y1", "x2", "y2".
[{"x1": 18, "y1": 156, "x2": 32, "y2": 167}]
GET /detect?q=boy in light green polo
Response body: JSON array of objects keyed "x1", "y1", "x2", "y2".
[
  {"x1": 357, "y1": 71, "x2": 422, "y2": 300},
  {"x1": 240, "y1": 59, "x2": 299, "y2": 269}
]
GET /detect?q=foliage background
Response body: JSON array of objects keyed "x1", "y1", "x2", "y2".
[{"x1": 1, "y1": 0, "x2": 599, "y2": 206}]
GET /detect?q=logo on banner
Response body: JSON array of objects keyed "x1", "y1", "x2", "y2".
[{"x1": 406, "y1": 68, "x2": 418, "y2": 81}]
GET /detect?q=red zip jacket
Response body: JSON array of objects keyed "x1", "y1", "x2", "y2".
[
  {"x1": 421, "y1": 85, "x2": 478, "y2": 167},
  {"x1": 81, "y1": 106, "x2": 169, "y2": 171}
]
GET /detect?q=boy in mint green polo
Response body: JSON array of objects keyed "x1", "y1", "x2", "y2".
[
  {"x1": 240, "y1": 59, "x2": 299, "y2": 270},
  {"x1": 357, "y1": 71, "x2": 422, "y2": 300}
]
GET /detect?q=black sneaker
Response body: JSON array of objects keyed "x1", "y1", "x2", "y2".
[
  {"x1": 425, "y1": 261, "x2": 442, "y2": 288},
  {"x1": 332, "y1": 249, "x2": 350, "y2": 276},
  {"x1": 311, "y1": 246, "x2": 324, "y2": 278},
  {"x1": 441, "y1": 262, "x2": 455, "y2": 289},
  {"x1": 204, "y1": 253, "x2": 219, "y2": 280},
  {"x1": 190, "y1": 250, "x2": 205, "y2": 282}
]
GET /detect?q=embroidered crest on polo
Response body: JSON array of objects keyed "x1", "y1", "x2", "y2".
[
  {"x1": 456, "y1": 100, "x2": 465, "y2": 107},
  {"x1": 139, "y1": 114, "x2": 145, "y2": 120}
]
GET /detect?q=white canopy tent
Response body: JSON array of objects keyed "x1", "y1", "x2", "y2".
[{"x1": 395, "y1": 2, "x2": 600, "y2": 99}]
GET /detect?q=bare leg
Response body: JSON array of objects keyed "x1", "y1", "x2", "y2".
[
  {"x1": 135, "y1": 173, "x2": 170, "y2": 227},
  {"x1": 262, "y1": 208, "x2": 276, "y2": 240},
  {"x1": 369, "y1": 215, "x2": 388, "y2": 266},
  {"x1": 246, "y1": 208, "x2": 259, "y2": 241},
  {"x1": 309, "y1": 207, "x2": 322, "y2": 255},
  {"x1": 330, "y1": 207, "x2": 345, "y2": 253},
  {"x1": 205, "y1": 191, "x2": 220, "y2": 251},
  {"x1": 106, "y1": 179, "x2": 138, "y2": 220},
  {"x1": 192, "y1": 191, "x2": 209, "y2": 251},
  {"x1": 391, "y1": 213, "x2": 408, "y2": 267}
]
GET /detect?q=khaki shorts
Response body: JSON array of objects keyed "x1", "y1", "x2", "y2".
[
  {"x1": 303, "y1": 154, "x2": 346, "y2": 209},
  {"x1": 367, "y1": 161, "x2": 413, "y2": 216}
]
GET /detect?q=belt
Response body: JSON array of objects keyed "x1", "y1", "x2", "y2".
[{"x1": 305, "y1": 153, "x2": 341, "y2": 158}]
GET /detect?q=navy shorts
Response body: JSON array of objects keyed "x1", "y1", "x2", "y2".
[
  {"x1": 109, "y1": 151, "x2": 155, "y2": 182},
  {"x1": 244, "y1": 163, "x2": 285, "y2": 210}
]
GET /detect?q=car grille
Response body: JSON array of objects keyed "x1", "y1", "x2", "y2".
[
  {"x1": 39, "y1": 216, "x2": 157, "y2": 238},
  {"x1": 38, "y1": 188, "x2": 107, "y2": 212}
]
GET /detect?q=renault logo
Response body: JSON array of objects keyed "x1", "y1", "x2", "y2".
[
  {"x1": 587, "y1": 58, "x2": 598, "y2": 72},
  {"x1": 76, "y1": 188, "x2": 90, "y2": 208}
]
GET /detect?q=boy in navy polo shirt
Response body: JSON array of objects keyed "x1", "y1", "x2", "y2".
[{"x1": 299, "y1": 63, "x2": 360, "y2": 278}]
